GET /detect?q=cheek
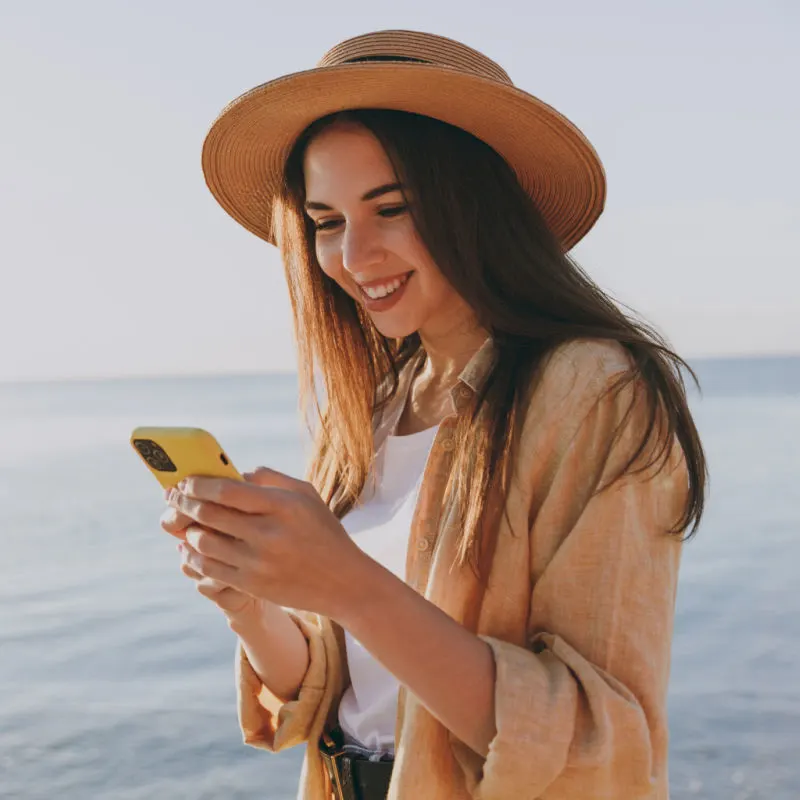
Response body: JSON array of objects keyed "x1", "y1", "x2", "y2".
[
  {"x1": 315, "y1": 241, "x2": 344, "y2": 283},
  {"x1": 391, "y1": 222, "x2": 426, "y2": 262},
  {"x1": 407, "y1": 243, "x2": 452, "y2": 299},
  {"x1": 413, "y1": 267, "x2": 453, "y2": 309}
]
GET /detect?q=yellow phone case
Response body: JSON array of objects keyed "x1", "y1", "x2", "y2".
[{"x1": 130, "y1": 426, "x2": 243, "y2": 490}]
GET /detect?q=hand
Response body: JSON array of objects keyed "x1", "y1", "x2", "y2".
[
  {"x1": 177, "y1": 540, "x2": 261, "y2": 617},
  {"x1": 161, "y1": 482, "x2": 258, "y2": 621},
  {"x1": 166, "y1": 467, "x2": 369, "y2": 618}
]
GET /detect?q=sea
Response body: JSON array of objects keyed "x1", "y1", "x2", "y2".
[{"x1": 1, "y1": 356, "x2": 798, "y2": 800}]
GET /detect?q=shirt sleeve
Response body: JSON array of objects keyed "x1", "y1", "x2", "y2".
[
  {"x1": 235, "y1": 608, "x2": 328, "y2": 752},
  {"x1": 451, "y1": 344, "x2": 689, "y2": 799}
]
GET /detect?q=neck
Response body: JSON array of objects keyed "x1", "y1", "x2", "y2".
[{"x1": 416, "y1": 323, "x2": 491, "y2": 391}]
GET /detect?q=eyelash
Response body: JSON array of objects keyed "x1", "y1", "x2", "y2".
[{"x1": 313, "y1": 205, "x2": 408, "y2": 232}]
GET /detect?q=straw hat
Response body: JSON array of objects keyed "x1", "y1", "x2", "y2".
[{"x1": 202, "y1": 29, "x2": 606, "y2": 251}]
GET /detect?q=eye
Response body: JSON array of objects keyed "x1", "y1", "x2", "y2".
[
  {"x1": 312, "y1": 205, "x2": 408, "y2": 233},
  {"x1": 378, "y1": 204, "x2": 408, "y2": 218},
  {"x1": 313, "y1": 218, "x2": 341, "y2": 232}
]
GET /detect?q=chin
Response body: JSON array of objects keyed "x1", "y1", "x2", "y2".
[{"x1": 371, "y1": 317, "x2": 420, "y2": 340}]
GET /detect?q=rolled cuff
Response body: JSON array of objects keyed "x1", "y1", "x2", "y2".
[
  {"x1": 236, "y1": 610, "x2": 327, "y2": 752},
  {"x1": 449, "y1": 634, "x2": 657, "y2": 800}
]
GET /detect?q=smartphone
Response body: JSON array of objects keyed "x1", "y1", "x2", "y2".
[{"x1": 130, "y1": 426, "x2": 243, "y2": 490}]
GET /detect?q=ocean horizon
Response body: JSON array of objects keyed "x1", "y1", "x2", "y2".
[{"x1": 3, "y1": 351, "x2": 799, "y2": 388}]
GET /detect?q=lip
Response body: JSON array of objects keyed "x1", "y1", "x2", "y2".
[{"x1": 357, "y1": 271, "x2": 414, "y2": 311}]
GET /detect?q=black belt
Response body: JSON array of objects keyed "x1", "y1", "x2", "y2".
[{"x1": 319, "y1": 728, "x2": 394, "y2": 800}]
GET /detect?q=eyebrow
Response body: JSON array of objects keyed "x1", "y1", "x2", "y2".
[{"x1": 303, "y1": 182, "x2": 405, "y2": 211}]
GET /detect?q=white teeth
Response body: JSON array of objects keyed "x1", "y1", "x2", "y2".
[{"x1": 362, "y1": 274, "x2": 409, "y2": 299}]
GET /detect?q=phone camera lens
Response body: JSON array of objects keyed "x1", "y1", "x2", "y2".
[{"x1": 133, "y1": 439, "x2": 178, "y2": 472}]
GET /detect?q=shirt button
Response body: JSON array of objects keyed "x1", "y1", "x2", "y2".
[
  {"x1": 417, "y1": 537, "x2": 432, "y2": 552},
  {"x1": 440, "y1": 437, "x2": 455, "y2": 451},
  {"x1": 458, "y1": 386, "x2": 472, "y2": 398}
]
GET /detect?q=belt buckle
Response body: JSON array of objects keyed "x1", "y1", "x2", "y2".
[{"x1": 320, "y1": 731, "x2": 349, "y2": 800}]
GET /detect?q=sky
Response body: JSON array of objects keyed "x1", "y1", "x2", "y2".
[{"x1": 1, "y1": 1, "x2": 798, "y2": 381}]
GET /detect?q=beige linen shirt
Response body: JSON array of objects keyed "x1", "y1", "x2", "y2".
[{"x1": 235, "y1": 337, "x2": 688, "y2": 800}]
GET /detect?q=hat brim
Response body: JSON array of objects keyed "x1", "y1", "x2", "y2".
[{"x1": 201, "y1": 63, "x2": 605, "y2": 251}]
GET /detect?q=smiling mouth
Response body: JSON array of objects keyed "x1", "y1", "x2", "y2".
[{"x1": 357, "y1": 271, "x2": 414, "y2": 300}]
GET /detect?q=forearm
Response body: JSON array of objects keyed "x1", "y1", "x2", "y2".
[
  {"x1": 333, "y1": 555, "x2": 497, "y2": 758},
  {"x1": 229, "y1": 602, "x2": 310, "y2": 705}
]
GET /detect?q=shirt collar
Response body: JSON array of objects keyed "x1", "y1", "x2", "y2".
[
  {"x1": 453, "y1": 334, "x2": 496, "y2": 396},
  {"x1": 373, "y1": 335, "x2": 497, "y2": 444},
  {"x1": 402, "y1": 334, "x2": 497, "y2": 416}
]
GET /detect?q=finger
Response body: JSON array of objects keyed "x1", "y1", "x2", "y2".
[
  {"x1": 183, "y1": 542, "x2": 241, "y2": 587},
  {"x1": 160, "y1": 505, "x2": 194, "y2": 539},
  {"x1": 181, "y1": 562, "x2": 228, "y2": 593},
  {"x1": 180, "y1": 561, "x2": 205, "y2": 581},
  {"x1": 184, "y1": 525, "x2": 247, "y2": 568},
  {"x1": 179, "y1": 470, "x2": 313, "y2": 515},
  {"x1": 196, "y1": 581, "x2": 252, "y2": 613},
  {"x1": 168, "y1": 491, "x2": 272, "y2": 543},
  {"x1": 194, "y1": 575, "x2": 227, "y2": 594},
  {"x1": 180, "y1": 562, "x2": 237, "y2": 601},
  {"x1": 246, "y1": 467, "x2": 317, "y2": 497},
  {"x1": 179, "y1": 542, "x2": 229, "y2": 586},
  {"x1": 194, "y1": 574, "x2": 233, "y2": 596}
]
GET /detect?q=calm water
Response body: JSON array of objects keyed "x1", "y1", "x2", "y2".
[{"x1": 1, "y1": 357, "x2": 799, "y2": 799}]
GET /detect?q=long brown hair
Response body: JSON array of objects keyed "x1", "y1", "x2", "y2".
[{"x1": 272, "y1": 108, "x2": 707, "y2": 582}]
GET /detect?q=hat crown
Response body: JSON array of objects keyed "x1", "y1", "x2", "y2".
[{"x1": 317, "y1": 30, "x2": 513, "y2": 86}]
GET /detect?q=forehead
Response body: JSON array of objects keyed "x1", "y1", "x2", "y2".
[{"x1": 303, "y1": 123, "x2": 396, "y2": 192}]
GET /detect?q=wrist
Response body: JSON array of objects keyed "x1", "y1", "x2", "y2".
[
  {"x1": 226, "y1": 598, "x2": 271, "y2": 636},
  {"x1": 329, "y1": 549, "x2": 393, "y2": 629}
]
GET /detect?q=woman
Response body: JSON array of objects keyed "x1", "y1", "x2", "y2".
[{"x1": 161, "y1": 30, "x2": 706, "y2": 800}]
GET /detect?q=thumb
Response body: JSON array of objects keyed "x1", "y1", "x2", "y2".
[
  {"x1": 243, "y1": 466, "x2": 317, "y2": 496},
  {"x1": 242, "y1": 466, "x2": 279, "y2": 485}
]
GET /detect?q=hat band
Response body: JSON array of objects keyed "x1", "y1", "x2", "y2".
[{"x1": 342, "y1": 54, "x2": 431, "y2": 64}]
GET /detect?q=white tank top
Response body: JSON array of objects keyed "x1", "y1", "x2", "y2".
[{"x1": 337, "y1": 422, "x2": 440, "y2": 755}]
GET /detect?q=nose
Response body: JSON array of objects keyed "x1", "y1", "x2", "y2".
[{"x1": 341, "y1": 220, "x2": 385, "y2": 276}]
